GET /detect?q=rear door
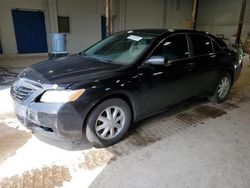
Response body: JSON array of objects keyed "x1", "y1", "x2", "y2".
[
  {"x1": 138, "y1": 34, "x2": 195, "y2": 117},
  {"x1": 188, "y1": 34, "x2": 221, "y2": 95}
]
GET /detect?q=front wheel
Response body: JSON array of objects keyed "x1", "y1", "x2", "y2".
[
  {"x1": 208, "y1": 72, "x2": 232, "y2": 103},
  {"x1": 85, "y1": 98, "x2": 131, "y2": 148}
]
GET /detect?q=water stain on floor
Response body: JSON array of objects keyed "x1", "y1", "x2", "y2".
[
  {"x1": 195, "y1": 105, "x2": 227, "y2": 118},
  {"x1": 80, "y1": 149, "x2": 115, "y2": 170},
  {"x1": 176, "y1": 105, "x2": 227, "y2": 126},
  {"x1": 127, "y1": 130, "x2": 161, "y2": 147},
  {"x1": 80, "y1": 128, "x2": 162, "y2": 170},
  {"x1": 0, "y1": 165, "x2": 71, "y2": 188},
  {"x1": 0, "y1": 122, "x2": 32, "y2": 164},
  {"x1": 233, "y1": 93, "x2": 248, "y2": 103},
  {"x1": 222, "y1": 101, "x2": 240, "y2": 109},
  {"x1": 224, "y1": 89, "x2": 249, "y2": 109}
]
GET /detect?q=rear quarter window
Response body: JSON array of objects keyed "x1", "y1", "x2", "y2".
[{"x1": 212, "y1": 41, "x2": 223, "y2": 53}]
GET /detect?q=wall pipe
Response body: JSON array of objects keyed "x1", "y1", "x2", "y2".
[
  {"x1": 191, "y1": 0, "x2": 199, "y2": 30},
  {"x1": 106, "y1": 0, "x2": 113, "y2": 36},
  {"x1": 235, "y1": 0, "x2": 247, "y2": 47}
]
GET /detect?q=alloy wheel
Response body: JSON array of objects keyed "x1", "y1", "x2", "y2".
[{"x1": 217, "y1": 76, "x2": 230, "y2": 99}]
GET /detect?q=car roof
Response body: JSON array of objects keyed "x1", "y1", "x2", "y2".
[{"x1": 127, "y1": 29, "x2": 208, "y2": 36}]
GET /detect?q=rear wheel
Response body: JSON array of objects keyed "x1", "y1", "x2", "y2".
[
  {"x1": 208, "y1": 72, "x2": 232, "y2": 103},
  {"x1": 85, "y1": 98, "x2": 131, "y2": 148}
]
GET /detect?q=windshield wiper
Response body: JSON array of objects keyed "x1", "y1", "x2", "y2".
[{"x1": 79, "y1": 51, "x2": 87, "y2": 56}]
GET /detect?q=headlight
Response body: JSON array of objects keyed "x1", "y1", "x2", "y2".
[{"x1": 40, "y1": 89, "x2": 85, "y2": 103}]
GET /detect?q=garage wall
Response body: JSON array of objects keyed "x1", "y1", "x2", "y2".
[
  {"x1": 115, "y1": 0, "x2": 193, "y2": 31},
  {"x1": 0, "y1": 0, "x2": 193, "y2": 55},
  {"x1": 197, "y1": 0, "x2": 250, "y2": 41},
  {"x1": 0, "y1": 0, "x2": 50, "y2": 55},
  {"x1": 0, "y1": 0, "x2": 104, "y2": 55},
  {"x1": 58, "y1": 0, "x2": 193, "y2": 53},
  {"x1": 167, "y1": 0, "x2": 193, "y2": 28},
  {"x1": 124, "y1": 0, "x2": 165, "y2": 29},
  {"x1": 1, "y1": 0, "x2": 249, "y2": 56},
  {"x1": 57, "y1": 0, "x2": 104, "y2": 53}
]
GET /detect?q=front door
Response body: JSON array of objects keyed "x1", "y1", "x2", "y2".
[
  {"x1": 12, "y1": 10, "x2": 48, "y2": 54},
  {"x1": 138, "y1": 34, "x2": 194, "y2": 117}
]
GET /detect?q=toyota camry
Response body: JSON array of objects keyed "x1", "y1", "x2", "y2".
[{"x1": 11, "y1": 29, "x2": 242, "y2": 148}]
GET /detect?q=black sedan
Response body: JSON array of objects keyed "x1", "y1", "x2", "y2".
[{"x1": 11, "y1": 29, "x2": 242, "y2": 148}]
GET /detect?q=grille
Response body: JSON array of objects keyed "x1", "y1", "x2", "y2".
[{"x1": 11, "y1": 85, "x2": 34, "y2": 101}]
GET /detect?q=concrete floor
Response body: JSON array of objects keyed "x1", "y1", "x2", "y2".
[{"x1": 0, "y1": 56, "x2": 250, "y2": 188}]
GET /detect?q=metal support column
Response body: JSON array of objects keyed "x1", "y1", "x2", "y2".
[
  {"x1": 48, "y1": 0, "x2": 59, "y2": 33},
  {"x1": 106, "y1": 0, "x2": 113, "y2": 36},
  {"x1": 235, "y1": 0, "x2": 247, "y2": 47},
  {"x1": 191, "y1": 0, "x2": 199, "y2": 30}
]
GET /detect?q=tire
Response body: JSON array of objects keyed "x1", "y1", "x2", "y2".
[
  {"x1": 208, "y1": 72, "x2": 232, "y2": 103},
  {"x1": 85, "y1": 98, "x2": 131, "y2": 148}
]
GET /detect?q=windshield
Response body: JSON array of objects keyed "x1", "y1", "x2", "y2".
[{"x1": 83, "y1": 32, "x2": 157, "y2": 65}]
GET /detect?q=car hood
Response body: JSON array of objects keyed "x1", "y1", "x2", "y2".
[{"x1": 18, "y1": 54, "x2": 123, "y2": 87}]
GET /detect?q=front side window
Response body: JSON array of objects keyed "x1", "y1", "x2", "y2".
[
  {"x1": 190, "y1": 34, "x2": 213, "y2": 56},
  {"x1": 152, "y1": 34, "x2": 189, "y2": 61},
  {"x1": 83, "y1": 32, "x2": 157, "y2": 65}
]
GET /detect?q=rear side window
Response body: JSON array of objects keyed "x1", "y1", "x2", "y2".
[
  {"x1": 152, "y1": 34, "x2": 189, "y2": 61},
  {"x1": 190, "y1": 34, "x2": 213, "y2": 56},
  {"x1": 212, "y1": 41, "x2": 223, "y2": 53}
]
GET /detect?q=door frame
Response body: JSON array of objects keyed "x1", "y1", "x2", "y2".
[
  {"x1": 101, "y1": 15, "x2": 107, "y2": 39},
  {"x1": 11, "y1": 8, "x2": 49, "y2": 54},
  {"x1": 0, "y1": 25, "x2": 4, "y2": 55},
  {"x1": 0, "y1": 37, "x2": 3, "y2": 54}
]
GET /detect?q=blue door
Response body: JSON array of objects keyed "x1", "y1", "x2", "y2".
[
  {"x1": 101, "y1": 16, "x2": 107, "y2": 40},
  {"x1": 12, "y1": 10, "x2": 48, "y2": 54}
]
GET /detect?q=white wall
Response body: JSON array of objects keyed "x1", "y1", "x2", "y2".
[
  {"x1": 0, "y1": 0, "x2": 50, "y2": 55},
  {"x1": 167, "y1": 0, "x2": 193, "y2": 28},
  {"x1": 197, "y1": 0, "x2": 250, "y2": 41},
  {"x1": 125, "y1": 0, "x2": 165, "y2": 29},
  {"x1": 0, "y1": 0, "x2": 104, "y2": 55},
  {"x1": 57, "y1": 0, "x2": 104, "y2": 53},
  {"x1": 0, "y1": 0, "x2": 192, "y2": 55},
  {"x1": 1, "y1": 0, "x2": 249, "y2": 56}
]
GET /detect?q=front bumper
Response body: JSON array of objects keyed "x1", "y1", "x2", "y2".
[{"x1": 13, "y1": 100, "x2": 92, "y2": 149}]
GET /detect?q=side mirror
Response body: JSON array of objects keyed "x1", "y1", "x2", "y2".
[{"x1": 147, "y1": 56, "x2": 166, "y2": 65}]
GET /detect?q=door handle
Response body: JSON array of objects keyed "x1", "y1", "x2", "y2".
[
  {"x1": 187, "y1": 62, "x2": 195, "y2": 66},
  {"x1": 209, "y1": 53, "x2": 216, "y2": 58}
]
